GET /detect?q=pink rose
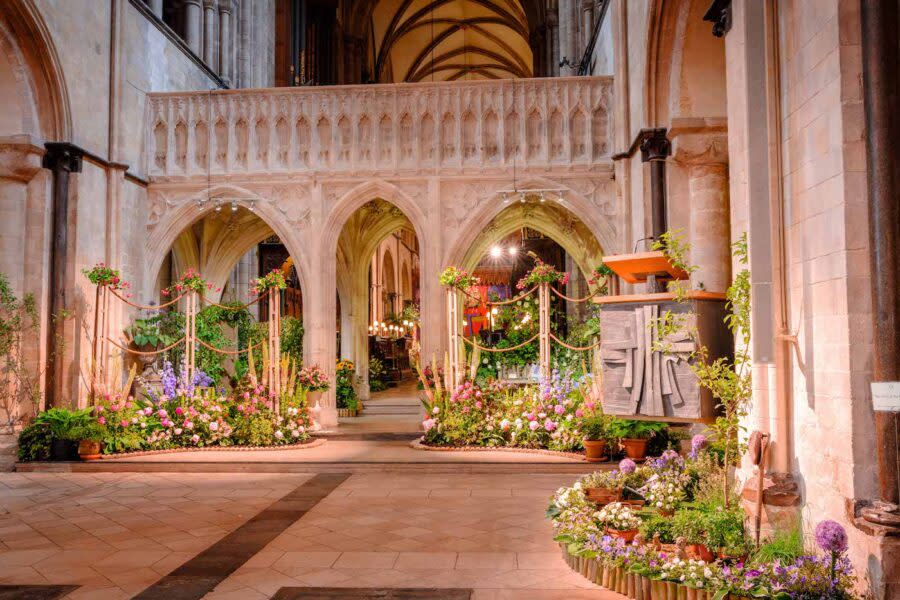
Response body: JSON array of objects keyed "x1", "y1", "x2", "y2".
[
  {"x1": 554, "y1": 405, "x2": 565, "y2": 415},
  {"x1": 528, "y1": 420, "x2": 540, "y2": 431},
  {"x1": 544, "y1": 419, "x2": 557, "y2": 432},
  {"x1": 175, "y1": 407, "x2": 183, "y2": 415},
  {"x1": 97, "y1": 417, "x2": 106, "y2": 425}
]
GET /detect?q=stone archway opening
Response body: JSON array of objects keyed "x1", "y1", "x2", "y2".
[
  {"x1": 457, "y1": 200, "x2": 605, "y2": 381},
  {"x1": 336, "y1": 199, "x2": 421, "y2": 405},
  {"x1": 147, "y1": 205, "x2": 306, "y2": 390}
]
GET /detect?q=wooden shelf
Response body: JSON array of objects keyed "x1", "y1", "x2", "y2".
[
  {"x1": 594, "y1": 290, "x2": 726, "y2": 305},
  {"x1": 602, "y1": 251, "x2": 689, "y2": 284}
]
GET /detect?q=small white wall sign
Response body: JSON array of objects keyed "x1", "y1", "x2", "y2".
[{"x1": 871, "y1": 381, "x2": 900, "y2": 412}]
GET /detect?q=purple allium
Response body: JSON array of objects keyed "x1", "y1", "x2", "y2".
[
  {"x1": 815, "y1": 519, "x2": 848, "y2": 553},
  {"x1": 619, "y1": 458, "x2": 637, "y2": 473}
]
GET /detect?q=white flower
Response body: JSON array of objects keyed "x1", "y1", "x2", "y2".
[
  {"x1": 274, "y1": 430, "x2": 284, "y2": 439},
  {"x1": 291, "y1": 430, "x2": 300, "y2": 438},
  {"x1": 432, "y1": 406, "x2": 440, "y2": 415},
  {"x1": 174, "y1": 428, "x2": 182, "y2": 435}
]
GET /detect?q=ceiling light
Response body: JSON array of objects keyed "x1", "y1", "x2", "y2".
[
  {"x1": 490, "y1": 246, "x2": 502, "y2": 258},
  {"x1": 508, "y1": 246, "x2": 518, "y2": 256},
  {"x1": 231, "y1": 201, "x2": 238, "y2": 212}
]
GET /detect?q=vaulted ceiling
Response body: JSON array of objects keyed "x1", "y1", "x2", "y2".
[{"x1": 370, "y1": 0, "x2": 534, "y2": 83}]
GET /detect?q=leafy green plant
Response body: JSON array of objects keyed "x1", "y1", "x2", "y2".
[
  {"x1": 640, "y1": 511, "x2": 676, "y2": 544},
  {"x1": 1, "y1": 273, "x2": 43, "y2": 425},
  {"x1": 335, "y1": 359, "x2": 358, "y2": 410},
  {"x1": 68, "y1": 421, "x2": 105, "y2": 442},
  {"x1": 580, "y1": 413, "x2": 612, "y2": 441},
  {"x1": 753, "y1": 521, "x2": 805, "y2": 564},
  {"x1": 16, "y1": 421, "x2": 53, "y2": 461},
  {"x1": 125, "y1": 318, "x2": 166, "y2": 347},
  {"x1": 671, "y1": 508, "x2": 706, "y2": 545},
  {"x1": 35, "y1": 407, "x2": 94, "y2": 441},
  {"x1": 609, "y1": 419, "x2": 667, "y2": 441},
  {"x1": 231, "y1": 413, "x2": 274, "y2": 446},
  {"x1": 280, "y1": 316, "x2": 304, "y2": 364},
  {"x1": 368, "y1": 357, "x2": 388, "y2": 392},
  {"x1": 701, "y1": 504, "x2": 746, "y2": 552}
]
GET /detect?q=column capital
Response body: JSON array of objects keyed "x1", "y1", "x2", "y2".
[
  {"x1": 671, "y1": 131, "x2": 729, "y2": 166},
  {"x1": 202, "y1": 0, "x2": 218, "y2": 9},
  {"x1": 218, "y1": 0, "x2": 232, "y2": 13},
  {"x1": 42, "y1": 142, "x2": 84, "y2": 173},
  {"x1": 0, "y1": 135, "x2": 45, "y2": 181}
]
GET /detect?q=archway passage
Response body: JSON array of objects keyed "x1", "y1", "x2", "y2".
[
  {"x1": 148, "y1": 206, "x2": 306, "y2": 389},
  {"x1": 335, "y1": 199, "x2": 420, "y2": 425},
  {"x1": 457, "y1": 200, "x2": 605, "y2": 382}
]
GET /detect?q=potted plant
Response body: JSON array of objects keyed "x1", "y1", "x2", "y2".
[
  {"x1": 38, "y1": 408, "x2": 93, "y2": 460},
  {"x1": 672, "y1": 509, "x2": 714, "y2": 562},
  {"x1": 298, "y1": 364, "x2": 330, "y2": 408},
  {"x1": 70, "y1": 422, "x2": 105, "y2": 460},
  {"x1": 580, "y1": 470, "x2": 622, "y2": 505},
  {"x1": 610, "y1": 419, "x2": 667, "y2": 460},
  {"x1": 581, "y1": 413, "x2": 611, "y2": 462},
  {"x1": 596, "y1": 501, "x2": 642, "y2": 543},
  {"x1": 335, "y1": 359, "x2": 359, "y2": 417}
]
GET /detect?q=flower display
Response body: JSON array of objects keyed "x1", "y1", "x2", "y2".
[
  {"x1": 252, "y1": 269, "x2": 287, "y2": 294},
  {"x1": 161, "y1": 267, "x2": 218, "y2": 296},
  {"x1": 297, "y1": 365, "x2": 330, "y2": 392},
  {"x1": 516, "y1": 258, "x2": 569, "y2": 290},
  {"x1": 643, "y1": 477, "x2": 685, "y2": 514},
  {"x1": 595, "y1": 502, "x2": 641, "y2": 532},
  {"x1": 83, "y1": 263, "x2": 130, "y2": 291},
  {"x1": 439, "y1": 266, "x2": 480, "y2": 290}
]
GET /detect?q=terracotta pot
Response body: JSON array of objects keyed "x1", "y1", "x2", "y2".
[
  {"x1": 585, "y1": 486, "x2": 621, "y2": 505},
  {"x1": 608, "y1": 528, "x2": 639, "y2": 543},
  {"x1": 583, "y1": 438, "x2": 609, "y2": 462},
  {"x1": 621, "y1": 437, "x2": 649, "y2": 460},
  {"x1": 685, "y1": 543, "x2": 714, "y2": 562},
  {"x1": 77, "y1": 440, "x2": 102, "y2": 461}
]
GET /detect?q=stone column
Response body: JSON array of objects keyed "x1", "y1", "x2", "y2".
[
  {"x1": 0, "y1": 137, "x2": 44, "y2": 297},
  {"x1": 183, "y1": 0, "x2": 203, "y2": 55},
  {"x1": 219, "y1": 0, "x2": 232, "y2": 83},
  {"x1": 672, "y1": 128, "x2": 731, "y2": 293},
  {"x1": 148, "y1": 0, "x2": 163, "y2": 18},
  {"x1": 203, "y1": 0, "x2": 218, "y2": 70}
]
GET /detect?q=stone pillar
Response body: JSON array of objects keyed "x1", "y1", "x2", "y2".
[
  {"x1": 184, "y1": 0, "x2": 203, "y2": 55},
  {"x1": 203, "y1": 0, "x2": 218, "y2": 70},
  {"x1": 0, "y1": 137, "x2": 44, "y2": 296},
  {"x1": 558, "y1": 0, "x2": 577, "y2": 74},
  {"x1": 148, "y1": 0, "x2": 163, "y2": 18},
  {"x1": 219, "y1": 0, "x2": 232, "y2": 83},
  {"x1": 672, "y1": 128, "x2": 731, "y2": 292}
]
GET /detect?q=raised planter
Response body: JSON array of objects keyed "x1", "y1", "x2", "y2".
[{"x1": 584, "y1": 486, "x2": 621, "y2": 505}]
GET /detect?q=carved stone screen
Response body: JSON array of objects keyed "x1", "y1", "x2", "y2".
[{"x1": 598, "y1": 297, "x2": 732, "y2": 422}]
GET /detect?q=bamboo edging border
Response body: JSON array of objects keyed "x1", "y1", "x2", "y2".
[{"x1": 558, "y1": 543, "x2": 743, "y2": 600}]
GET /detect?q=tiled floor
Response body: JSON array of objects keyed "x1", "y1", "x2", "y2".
[{"x1": 0, "y1": 471, "x2": 622, "y2": 599}]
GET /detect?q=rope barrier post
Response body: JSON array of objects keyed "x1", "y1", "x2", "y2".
[
  {"x1": 90, "y1": 284, "x2": 102, "y2": 402},
  {"x1": 446, "y1": 287, "x2": 461, "y2": 388},
  {"x1": 268, "y1": 290, "x2": 281, "y2": 410},
  {"x1": 539, "y1": 282, "x2": 551, "y2": 379},
  {"x1": 186, "y1": 291, "x2": 196, "y2": 383}
]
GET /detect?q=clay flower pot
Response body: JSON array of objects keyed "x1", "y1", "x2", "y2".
[
  {"x1": 307, "y1": 389, "x2": 323, "y2": 408},
  {"x1": 583, "y1": 438, "x2": 609, "y2": 462},
  {"x1": 585, "y1": 486, "x2": 621, "y2": 505},
  {"x1": 607, "y1": 528, "x2": 639, "y2": 543},
  {"x1": 685, "y1": 543, "x2": 714, "y2": 562},
  {"x1": 621, "y1": 438, "x2": 649, "y2": 460},
  {"x1": 77, "y1": 440, "x2": 102, "y2": 461}
]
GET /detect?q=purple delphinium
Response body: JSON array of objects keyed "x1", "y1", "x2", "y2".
[
  {"x1": 160, "y1": 360, "x2": 177, "y2": 399},
  {"x1": 689, "y1": 433, "x2": 707, "y2": 459},
  {"x1": 192, "y1": 370, "x2": 213, "y2": 388},
  {"x1": 619, "y1": 458, "x2": 637, "y2": 473}
]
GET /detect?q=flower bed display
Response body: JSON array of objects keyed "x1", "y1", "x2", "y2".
[
  {"x1": 516, "y1": 258, "x2": 569, "y2": 289},
  {"x1": 547, "y1": 448, "x2": 860, "y2": 600}
]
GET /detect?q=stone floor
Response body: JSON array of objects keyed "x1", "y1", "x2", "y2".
[{"x1": 2, "y1": 381, "x2": 622, "y2": 599}]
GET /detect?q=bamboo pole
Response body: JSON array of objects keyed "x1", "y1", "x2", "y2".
[{"x1": 539, "y1": 282, "x2": 551, "y2": 378}]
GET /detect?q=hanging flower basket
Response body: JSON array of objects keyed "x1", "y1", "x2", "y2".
[
  {"x1": 516, "y1": 259, "x2": 569, "y2": 290},
  {"x1": 83, "y1": 263, "x2": 130, "y2": 291},
  {"x1": 162, "y1": 268, "x2": 217, "y2": 296},
  {"x1": 252, "y1": 269, "x2": 287, "y2": 294},
  {"x1": 439, "y1": 266, "x2": 480, "y2": 291}
]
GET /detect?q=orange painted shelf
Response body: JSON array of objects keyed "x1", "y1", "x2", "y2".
[{"x1": 602, "y1": 251, "x2": 689, "y2": 284}]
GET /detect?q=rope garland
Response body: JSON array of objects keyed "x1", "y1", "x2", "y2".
[
  {"x1": 108, "y1": 288, "x2": 186, "y2": 310},
  {"x1": 461, "y1": 332, "x2": 539, "y2": 352},
  {"x1": 195, "y1": 337, "x2": 267, "y2": 355},
  {"x1": 487, "y1": 286, "x2": 538, "y2": 306},
  {"x1": 200, "y1": 289, "x2": 270, "y2": 310},
  {"x1": 106, "y1": 336, "x2": 186, "y2": 355},
  {"x1": 549, "y1": 285, "x2": 599, "y2": 303},
  {"x1": 549, "y1": 332, "x2": 602, "y2": 352}
]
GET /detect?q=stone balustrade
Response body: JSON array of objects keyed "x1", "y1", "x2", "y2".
[{"x1": 146, "y1": 76, "x2": 613, "y2": 179}]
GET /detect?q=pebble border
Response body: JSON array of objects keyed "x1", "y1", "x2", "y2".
[
  {"x1": 100, "y1": 437, "x2": 327, "y2": 459},
  {"x1": 409, "y1": 437, "x2": 585, "y2": 461}
]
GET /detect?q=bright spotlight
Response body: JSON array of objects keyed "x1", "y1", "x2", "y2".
[
  {"x1": 490, "y1": 246, "x2": 503, "y2": 258},
  {"x1": 508, "y1": 246, "x2": 518, "y2": 256}
]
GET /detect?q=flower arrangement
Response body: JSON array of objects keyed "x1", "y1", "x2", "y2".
[
  {"x1": 439, "y1": 266, "x2": 480, "y2": 290},
  {"x1": 588, "y1": 263, "x2": 614, "y2": 289},
  {"x1": 516, "y1": 258, "x2": 569, "y2": 290},
  {"x1": 162, "y1": 267, "x2": 218, "y2": 296},
  {"x1": 252, "y1": 269, "x2": 287, "y2": 294},
  {"x1": 643, "y1": 477, "x2": 685, "y2": 514},
  {"x1": 298, "y1": 365, "x2": 330, "y2": 392},
  {"x1": 596, "y1": 502, "x2": 641, "y2": 532},
  {"x1": 83, "y1": 263, "x2": 130, "y2": 291},
  {"x1": 335, "y1": 359, "x2": 357, "y2": 410}
]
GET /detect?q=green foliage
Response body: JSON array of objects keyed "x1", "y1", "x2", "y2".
[
  {"x1": 0, "y1": 273, "x2": 44, "y2": 424},
  {"x1": 16, "y1": 422, "x2": 53, "y2": 461},
  {"x1": 671, "y1": 508, "x2": 706, "y2": 545},
  {"x1": 701, "y1": 504, "x2": 747, "y2": 552},
  {"x1": 35, "y1": 407, "x2": 94, "y2": 441},
  {"x1": 581, "y1": 412, "x2": 613, "y2": 442},
  {"x1": 609, "y1": 419, "x2": 667, "y2": 441},
  {"x1": 125, "y1": 315, "x2": 181, "y2": 348},
  {"x1": 753, "y1": 521, "x2": 805, "y2": 564},
  {"x1": 640, "y1": 511, "x2": 676, "y2": 544},
  {"x1": 368, "y1": 357, "x2": 388, "y2": 393},
  {"x1": 335, "y1": 359, "x2": 358, "y2": 410},
  {"x1": 280, "y1": 316, "x2": 304, "y2": 364},
  {"x1": 231, "y1": 413, "x2": 275, "y2": 446}
]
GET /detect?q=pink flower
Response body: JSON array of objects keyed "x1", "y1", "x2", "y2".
[
  {"x1": 554, "y1": 404, "x2": 565, "y2": 415},
  {"x1": 119, "y1": 419, "x2": 128, "y2": 428},
  {"x1": 544, "y1": 419, "x2": 557, "y2": 432},
  {"x1": 475, "y1": 401, "x2": 483, "y2": 410},
  {"x1": 528, "y1": 420, "x2": 540, "y2": 431},
  {"x1": 575, "y1": 409, "x2": 584, "y2": 418},
  {"x1": 157, "y1": 409, "x2": 167, "y2": 418},
  {"x1": 423, "y1": 418, "x2": 436, "y2": 431},
  {"x1": 97, "y1": 417, "x2": 106, "y2": 425},
  {"x1": 191, "y1": 434, "x2": 200, "y2": 443},
  {"x1": 209, "y1": 422, "x2": 218, "y2": 431},
  {"x1": 175, "y1": 407, "x2": 183, "y2": 415},
  {"x1": 585, "y1": 401, "x2": 595, "y2": 411}
]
